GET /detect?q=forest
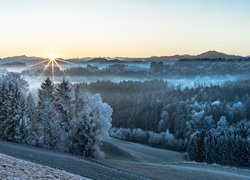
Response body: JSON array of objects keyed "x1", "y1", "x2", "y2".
[
  {"x1": 0, "y1": 72, "x2": 249, "y2": 167},
  {"x1": 78, "y1": 79, "x2": 250, "y2": 166}
]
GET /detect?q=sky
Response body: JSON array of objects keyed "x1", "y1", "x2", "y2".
[{"x1": 0, "y1": 0, "x2": 250, "y2": 58}]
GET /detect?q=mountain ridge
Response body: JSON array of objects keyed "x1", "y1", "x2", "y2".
[{"x1": 0, "y1": 51, "x2": 246, "y2": 63}]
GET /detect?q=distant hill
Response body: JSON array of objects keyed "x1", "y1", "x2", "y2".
[
  {"x1": 0, "y1": 62, "x2": 27, "y2": 67},
  {"x1": 0, "y1": 51, "x2": 246, "y2": 64},
  {"x1": 194, "y1": 51, "x2": 242, "y2": 59},
  {"x1": 1, "y1": 55, "x2": 44, "y2": 61},
  {"x1": 87, "y1": 58, "x2": 123, "y2": 63},
  {"x1": 0, "y1": 55, "x2": 45, "y2": 65},
  {"x1": 122, "y1": 51, "x2": 243, "y2": 62},
  {"x1": 87, "y1": 58, "x2": 109, "y2": 63}
]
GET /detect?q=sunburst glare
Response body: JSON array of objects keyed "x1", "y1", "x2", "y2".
[
  {"x1": 47, "y1": 54, "x2": 57, "y2": 61},
  {"x1": 29, "y1": 55, "x2": 76, "y2": 81}
]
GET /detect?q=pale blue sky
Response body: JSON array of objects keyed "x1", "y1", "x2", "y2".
[{"x1": 0, "y1": 0, "x2": 250, "y2": 58}]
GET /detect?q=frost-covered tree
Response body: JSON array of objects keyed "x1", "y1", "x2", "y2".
[
  {"x1": 83, "y1": 94, "x2": 112, "y2": 139},
  {"x1": 0, "y1": 83, "x2": 8, "y2": 138},
  {"x1": 38, "y1": 92, "x2": 60, "y2": 148},
  {"x1": 25, "y1": 93, "x2": 36, "y2": 121},
  {"x1": 38, "y1": 77, "x2": 55, "y2": 105},
  {"x1": 24, "y1": 93, "x2": 38, "y2": 145},
  {"x1": 131, "y1": 128, "x2": 148, "y2": 144},
  {"x1": 42, "y1": 100, "x2": 61, "y2": 149},
  {"x1": 158, "y1": 111, "x2": 169, "y2": 132},
  {"x1": 73, "y1": 84, "x2": 85, "y2": 116},
  {"x1": 109, "y1": 128, "x2": 132, "y2": 140},
  {"x1": 187, "y1": 130, "x2": 206, "y2": 162},
  {"x1": 190, "y1": 118, "x2": 250, "y2": 166},
  {"x1": 70, "y1": 112, "x2": 95, "y2": 157},
  {"x1": 37, "y1": 78, "x2": 62, "y2": 148},
  {"x1": 37, "y1": 78, "x2": 55, "y2": 121},
  {"x1": 0, "y1": 74, "x2": 28, "y2": 144},
  {"x1": 0, "y1": 73, "x2": 28, "y2": 139},
  {"x1": 228, "y1": 101, "x2": 246, "y2": 123},
  {"x1": 110, "y1": 127, "x2": 187, "y2": 151},
  {"x1": 245, "y1": 97, "x2": 250, "y2": 119},
  {"x1": 71, "y1": 94, "x2": 112, "y2": 157},
  {"x1": 0, "y1": 75, "x2": 114, "y2": 158},
  {"x1": 16, "y1": 115, "x2": 32, "y2": 144},
  {"x1": 1, "y1": 72, "x2": 28, "y2": 96},
  {"x1": 55, "y1": 78, "x2": 72, "y2": 132},
  {"x1": 3, "y1": 83, "x2": 25, "y2": 142}
]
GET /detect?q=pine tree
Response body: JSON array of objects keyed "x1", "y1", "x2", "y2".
[
  {"x1": 17, "y1": 116, "x2": 31, "y2": 144},
  {"x1": 37, "y1": 77, "x2": 55, "y2": 126},
  {"x1": 203, "y1": 129, "x2": 216, "y2": 163},
  {"x1": 0, "y1": 73, "x2": 28, "y2": 142},
  {"x1": 0, "y1": 84, "x2": 8, "y2": 138},
  {"x1": 55, "y1": 78, "x2": 71, "y2": 132},
  {"x1": 25, "y1": 93, "x2": 36, "y2": 124},
  {"x1": 187, "y1": 130, "x2": 206, "y2": 162},
  {"x1": 3, "y1": 83, "x2": 25, "y2": 142},
  {"x1": 69, "y1": 93, "x2": 112, "y2": 157},
  {"x1": 70, "y1": 114, "x2": 95, "y2": 157},
  {"x1": 73, "y1": 84, "x2": 84, "y2": 117},
  {"x1": 41, "y1": 100, "x2": 61, "y2": 149},
  {"x1": 245, "y1": 97, "x2": 250, "y2": 119},
  {"x1": 38, "y1": 77, "x2": 55, "y2": 105},
  {"x1": 37, "y1": 77, "x2": 60, "y2": 148},
  {"x1": 24, "y1": 93, "x2": 37, "y2": 145}
]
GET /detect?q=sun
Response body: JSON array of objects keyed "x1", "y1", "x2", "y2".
[{"x1": 47, "y1": 54, "x2": 57, "y2": 61}]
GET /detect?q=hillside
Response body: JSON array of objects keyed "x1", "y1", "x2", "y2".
[
  {"x1": 0, "y1": 139, "x2": 249, "y2": 180},
  {"x1": 0, "y1": 153, "x2": 87, "y2": 179},
  {"x1": 0, "y1": 140, "x2": 144, "y2": 180},
  {"x1": 100, "y1": 138, "x2": 250, "y2": 180}
]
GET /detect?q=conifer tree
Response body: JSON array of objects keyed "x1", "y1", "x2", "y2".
[
  {"x1": 37, "y1": 77, "x2": 60, "y2": 147},
  {"x1": 38, "y1": 77, "x2": 55, "y2": 105},
  {"x1": 0, "y1": 84, "x2": 8, "y2": 138},
  {"x1": 3, "y1": 83, "x2": 25, "y2": 142},
  {"x1": 55, "y1": 78, "x2": 71, "y2": 132}
]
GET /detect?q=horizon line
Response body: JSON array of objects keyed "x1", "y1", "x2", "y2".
[{"x1": 0, "y1": 50, "x2": 249, "y2": 60}]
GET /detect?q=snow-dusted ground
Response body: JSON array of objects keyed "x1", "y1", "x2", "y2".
[
  {"x1": 100, "y1": 138, "x2": 250, "y2": 180},
  {"x1": 0, "y1": 139, "x2": 249, "y2": 180},
  {"x1": 0, "y1": 140, "x2": 146, "y2": 180},
  {"x1": 0, "y1": 153, "x2": 87, "y2": 180}
]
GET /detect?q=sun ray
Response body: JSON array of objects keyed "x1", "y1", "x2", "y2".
[
  {"x1": 28, "y1": 59, "x2": 50, "y2": 68},
  {"x1": 51, "y1": 59, "x2": 55, "y2": 81},
  {"x1": 56, "y1": 59, "x2": 77, "y2": 66},
  {"x1": 53, "y1": 59, "x2": 64, "y2": 71},
  {"x1": 54, "y1": 59, "x2": 66, "y2": 76},
  {"x1": 39, "y1": 60, "x2": 52, "y2": 79},
  {"x1": 32, "y1": 56, "x2": 72, "y2": 81}
]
